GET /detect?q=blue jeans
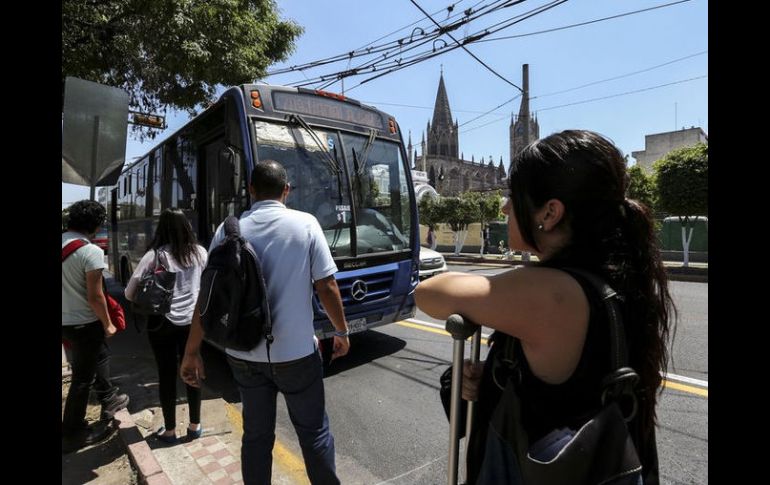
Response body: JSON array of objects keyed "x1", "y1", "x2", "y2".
[{"x1": 228, "y1": 351, "x2": 339, "y2": 485}]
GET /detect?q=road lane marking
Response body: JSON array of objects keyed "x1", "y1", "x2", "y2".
[
  {"x1": 397, "y1": 320, "x2": 489, "y2": 346},
  {"x1": 662, "y1": 380, "x2": 708, "y2": 397},
  {"x1": 225, "y1": 401, "x2": 310, "y2": 484},
  {"x1": 398, "y1": 320, "x2": 708, "y2": 398},
  {"x1": 373, "y1": 455, "x2": 444, "y2": 484},
  {"x1": 404, "y1": 318, "x2": 492, "y2": 339},
  {"x1": 663, "y1": 372, "x2": 708, "y2": 388}
]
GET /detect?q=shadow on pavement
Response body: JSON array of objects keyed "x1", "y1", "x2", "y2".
[
  {"x1": 323, "y1": 329, "x2": 407, "y2": 377},
  {"x1": 61, "y1": 421, "x2": 132, "y2": 484}
]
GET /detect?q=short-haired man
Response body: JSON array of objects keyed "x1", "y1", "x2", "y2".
[
  {"x1": 62, "y1": 200, "x2": 129, "y2": 453},
  {"x1": 182, "y1": 160, "x2": 350, "y2": 484}
]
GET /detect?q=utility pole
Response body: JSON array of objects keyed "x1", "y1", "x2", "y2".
[
  {"x1": 522, "y1": 64, "x2": 530, "y2": 149},
  {"x1": 520, "y1": 64, "x2": 532, "y2": 263},
  {"x1": 675, "y1": 102, "x2": 678, "y2": 130}
]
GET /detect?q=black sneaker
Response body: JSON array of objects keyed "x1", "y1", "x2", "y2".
[
  {"x1": 100, "y1": 393, "x2": 129, "y2": 421},
  {"x1": 62, "y1": 421, "x2": 116, "y2": 454}
]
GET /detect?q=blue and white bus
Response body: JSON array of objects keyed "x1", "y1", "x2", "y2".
[{"x1": 109, "y1": 84, "x2": 419, "y2": 354}]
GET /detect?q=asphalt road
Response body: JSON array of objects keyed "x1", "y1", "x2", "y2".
[
  {"x1": 104, "y1": 263, "x2": 707, "y2": 484},
  {"x1": 199, "y1": 263, "x2": 708, "y2": 484}
]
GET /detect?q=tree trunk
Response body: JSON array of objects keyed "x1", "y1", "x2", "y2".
[
  {"x1": 453, "y1": 230, "x2": 468, "y2": 255},
  {"x1": 680, "y1": 217, "x2": 697, "y2": 268}
]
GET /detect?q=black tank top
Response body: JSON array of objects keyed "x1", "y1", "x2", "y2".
[
  {"x1": 515, "y1": 268, "x2": 611, "y2": 441},
  {"x1": 469, "y1": 267, "x2": 659, "y2": 484}
]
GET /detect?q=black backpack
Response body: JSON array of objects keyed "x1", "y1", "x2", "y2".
[
  {"x1": 198, "y1": 216, "x2": 272, "y2": 353},
  {"x1": 132, "y1": 249, "x2": 177, "y2": 316}
]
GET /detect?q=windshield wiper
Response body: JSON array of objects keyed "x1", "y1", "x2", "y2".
[
  {"x1": 356, "y1": 129, "x2": 377, "y2": 175},
  {"x1": 286, "y1": 114, "x2": 341, "y2": 175}
]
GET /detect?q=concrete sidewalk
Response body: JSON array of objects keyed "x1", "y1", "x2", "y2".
[
  {"x1": 120, "y1": 397, "x2": 310, "y2": 485},
  {"x1": 440, "y1": 252, "x2": 708, "y2": 282},
  {"x1": 122, "y1": 399, "x2": 242, "y2": 485}
]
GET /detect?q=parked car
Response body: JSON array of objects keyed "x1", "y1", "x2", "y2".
[
  {"x1": 92, "y1": 227, "x2": 109, "y2": 255},
  {"x1": 419, "y1": 246, "x2": 447, "y2": 279}
]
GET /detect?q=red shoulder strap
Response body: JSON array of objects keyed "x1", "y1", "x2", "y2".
[{"x1": 62, "y1": 239, "x2": 89, "y2": 262}]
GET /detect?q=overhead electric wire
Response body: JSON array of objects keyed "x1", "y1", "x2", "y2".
[
  {"x1": 452, "y1": 50, "x2": 707, "y2": 128},
  {"x1": 536, "y1": 74, "x2": 707, "y2": 112},
  {"x1": 459, "y1": 74, "x2": 708, "y2": 134},
  {"x1": 345, "y1": 0, "x2": 568, "y2": 92},
  {"x1": 281, "y1": 0, "x2": 517, "y2": 88},
  {"x1": 533, "y1": 50, "x2": 707, "y2": 99},
  {"x1": 362, "y1": 100, "x2": 519, "y2": 116},
  {"x1": 474, "y1": 0, "x2": 693, "y2": 44},
  {"x1": 266, "y1": 0, "x2": 504, "y2": 79},
  {"x1": 311, "y1": 0, "x2": 531, "y2": 90},
  {"x1": 459, "y1": 93, "x2": 521, "y2": 127},
  {"x1": 409, "y1": 0, "x2": 526, "y2": 92}
]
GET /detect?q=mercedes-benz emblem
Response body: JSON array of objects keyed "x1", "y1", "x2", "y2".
[{"x1": 350, "y1": 280, "x2": 368, "y2": 302}]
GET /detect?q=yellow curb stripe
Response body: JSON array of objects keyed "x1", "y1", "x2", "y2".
[
  {"x1": 395, "y1": 320, "x2": 489, "y2": 346},
  {"x1": 225, "y1": 402, "x2": 310, "y2": 484},
  {"x1": 662, "y1": 380, "x2": 708, "y2": 398},
  {"x1": 397, "y1": 321, "x2": 707, "y2": 399}
]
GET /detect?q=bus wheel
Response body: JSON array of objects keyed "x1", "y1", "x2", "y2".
[{"x1": 319, "y1": 337, "x2": 333, "y2": 373}]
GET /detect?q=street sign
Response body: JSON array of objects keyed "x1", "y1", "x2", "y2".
[{"x1": 62, "y1": 76, "x2": 129, "y2": 195}]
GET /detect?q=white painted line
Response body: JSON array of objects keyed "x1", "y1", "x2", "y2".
[
  {"x1": 662, "y1": 372, "x2": 708, "y2": 388},
  {"x1": 405, "y1": 318, "x2": 492, "y2": 339},
  {"x1": 372, "y1": 455, "x2": 444, "y2": 485}
]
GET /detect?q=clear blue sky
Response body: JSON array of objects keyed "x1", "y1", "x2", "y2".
[{"x1": 63, "y1": 0, "x2": 708, "y2": 208}]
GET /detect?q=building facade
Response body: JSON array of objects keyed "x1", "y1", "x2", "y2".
[
  {"x1": 631, "y1": 127, "x2": 708, "y2": 172},
  {"x1": 412, "y1": 73, "x2": 507, "y2": 197}
]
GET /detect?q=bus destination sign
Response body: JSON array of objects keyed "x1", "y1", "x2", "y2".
[{"x1": 272, "y1": 91, "x2": 384, "y2": 130}]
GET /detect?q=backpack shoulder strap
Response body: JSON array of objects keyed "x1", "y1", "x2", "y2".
[
  {"x1": 62, "y1": 239, "x2": 89, "y2": 262},
  {"x1": 561, "y1": 267, "x2": 628, "y2": 369},
  {"x1": 562, "y1": 267, "x2": 639, "y2": 420}
]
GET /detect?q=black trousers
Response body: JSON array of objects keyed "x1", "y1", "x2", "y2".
[
  {"x1": 61, "y1": 321, "x2": 112, "y2": 435},
  {"x1": 146, "y1": 315, "x2": 201, "y2": 431}
]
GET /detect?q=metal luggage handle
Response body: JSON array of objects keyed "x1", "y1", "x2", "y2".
[{"x1": 445, "y1": 314, "x2": 481, "y2": 485}]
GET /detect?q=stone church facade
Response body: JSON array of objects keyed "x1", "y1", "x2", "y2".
[{"x1": 410, "y1": 73, "x2": 538, "y2": 197}]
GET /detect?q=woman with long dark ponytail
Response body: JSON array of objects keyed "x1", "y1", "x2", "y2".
[
  {"x1": 417, "y1": 130, "x2": 674, "y2": 483},
  {"x1": 125, "y1": 208, "x2": 208, "y2": 443}
]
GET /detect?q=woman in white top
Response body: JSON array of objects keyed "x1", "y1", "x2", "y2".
[{"x1": 126, "y1": 208, "x2": 208, "y2": 444}]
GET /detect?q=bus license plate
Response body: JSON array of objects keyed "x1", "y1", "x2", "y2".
[{"x1": 348, "y1": 318, "x2": 368, "y2": 334}]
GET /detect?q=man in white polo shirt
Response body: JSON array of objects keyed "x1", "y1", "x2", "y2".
[{"x1": 182, "y1": 160, "x2": 350, "y2": 485}]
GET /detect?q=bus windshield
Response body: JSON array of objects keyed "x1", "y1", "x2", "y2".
[{"x1": 253, "y1": 120, "x2": 411, "y2": 257}]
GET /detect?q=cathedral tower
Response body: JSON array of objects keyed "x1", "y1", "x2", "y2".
[{"x1": 426, "y1": 72, "x2": 459, "y2": 159}]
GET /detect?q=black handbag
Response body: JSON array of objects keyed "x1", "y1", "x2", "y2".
[
  {"x1": 133, "y1": 249, "x2": 177, "y2": 316},
  {"x1": 466, "y1": 269, "x2": 652, "y2": 485}
]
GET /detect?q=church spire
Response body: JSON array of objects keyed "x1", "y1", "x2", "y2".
[
  {"x1": 407, "y1": 130, "x2": 413, "y2": 168},
  {"x1": 431, "y1": 72, "x2": 454, "y2": 129},
  {"x1": 426, "y1": 71, "x2": 459, "y2": 159}
]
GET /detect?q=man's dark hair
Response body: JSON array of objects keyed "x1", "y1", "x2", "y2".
[
  {"x1": 250, "y1": 160, "x2": 288, "y2": 200},
  {"x1": 67, "y1": 200, "x2": 106, "y2": 233}
]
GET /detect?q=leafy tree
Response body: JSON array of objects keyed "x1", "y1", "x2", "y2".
[
  {"x1": 626, "y1": 164, "x2": 656, "y2": 211},
  {"x1": 461, "y1": 191, "x2": 502, "y2": 255},
  {"x1": 654, "y1": 143, "x2": 708, "y2": 266},
  {"x1": 63, "y1": 0, "x2": 303, "y2": 137},
  {"x1": 439, "y1": 196, "x2": 480, "y2": 255},
  {"x1": 418, "y1": 195, "x2": 440, "y2": 231}
]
